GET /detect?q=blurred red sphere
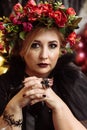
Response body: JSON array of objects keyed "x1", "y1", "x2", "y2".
[
  {"x1": 74, "y1": 41, "x2": 84, "y2": 51},
  {"x1": 75, "y1": 51, "x2": 86, "y2": 66},
  {"x1": 74, "y1": 24, "x2": 87, "y2": 74},
  {"x1": 77, "y1": 42, "x2": 84, "y2": 50}
]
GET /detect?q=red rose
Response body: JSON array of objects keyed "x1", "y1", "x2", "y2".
[
  {"x1": 0, "y1": 22, "x2": 5, "y2": 30},
  {"x1": 41, "y1": 3, "x2": 52, "y2": 15},
  {"x1": 33, "y1": 6, "x2": 42, "y2": 16},
  {"x1": 0, "y1": 44, "x2": 4, "y2": 51},
  {"x1": 52, "y1": 10, "x2": 67, "y2": 27},
  {"x1": 66, "y1": 7, "x2": 76, "y2": 15},
  {"x1": 11, "y1": 15, "x2": 21, "y2": 25},
  {"x1": 67, "y1": 32, "x2": 77, "y2": 46},
  {"x1": 13, "y1": 3, "x2": 23, "y2": 13},
  {"x1": 22, "y1": 22, "x2": 33, "y2": 31},
  {"x1": 9, "y1": 13, "x2": 15, "y2": 21},
  {"x1": 28, "y1": 0, "x2": 36, "y2": 5}
]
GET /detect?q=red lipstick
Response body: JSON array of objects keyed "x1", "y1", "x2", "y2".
[{"x1": 37, "y1": 63, "x2": 48, "y2": 68}]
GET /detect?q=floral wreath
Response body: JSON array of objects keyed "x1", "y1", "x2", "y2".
[{"x1": 0, "y1": 0, "x2": 82, "y2": 57}]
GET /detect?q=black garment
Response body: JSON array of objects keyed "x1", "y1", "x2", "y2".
[{"x1": 0, "y1": 53, "x2": 87, "y2": 130}]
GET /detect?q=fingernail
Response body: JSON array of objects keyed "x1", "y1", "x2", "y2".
[{"x1": 43, "y1": 95, "x2": 46, "y2": 97}]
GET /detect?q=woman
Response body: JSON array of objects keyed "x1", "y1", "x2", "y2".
[{"x1": 0, "y1": 0, "x2": 87, "y2": 130}]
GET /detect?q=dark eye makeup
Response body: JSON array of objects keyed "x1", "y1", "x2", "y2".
[
  {"x1": 49, "y1": 43, "x2": 57, "y2": 48},
  {"x1": 31, "y1": 42, "x2": 40, "y2": 48},
  {"x1": 31, "y1": 40, "x2": 58, "y2": 49}
]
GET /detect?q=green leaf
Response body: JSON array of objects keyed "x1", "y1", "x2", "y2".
[
  {"x1": 59, "y1": 27, "x2": 66, "y2": 35},
  {"x1": 72, "y1": 17, "x2": 82, "y2": 26},
  {"x1": 19, "y1": 31, "x2": 26, "y2": 40}
]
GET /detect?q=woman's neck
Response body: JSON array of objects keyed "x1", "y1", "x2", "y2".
[{"x1": 25, "y1": 70, "x2": 50, "y2": 78}]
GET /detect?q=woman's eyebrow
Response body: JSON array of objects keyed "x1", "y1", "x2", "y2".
[
  {"x1": 33, "y1": 40, "x2": 40, "y2": 42},
  {"x1": 33, "y1": 40, "x2": 59, "y2": 44},
  {"x1": 49, "y1": 40, "x2": 59, "y2": 43}
]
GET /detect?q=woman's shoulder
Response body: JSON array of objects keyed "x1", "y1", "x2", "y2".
[
  {"x1": 0, "y1": 67, "x2": 24, "y2": 105},
  {"x1": 52, "y1": 53, "x2": 84, "y2": 82},
  {"x1": 0, "y1": 56, "x2": 25, "y2": 91},
  {"x1": 51, "y1": 53, "x2": 87, "y2": 96},
  {"x1": 52, "y1": 53, "x2": 87, "y2": 120}
]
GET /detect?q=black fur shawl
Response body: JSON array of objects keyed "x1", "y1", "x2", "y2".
[{"x1": 0, "y1": 53, "x2": 87, "y2": 122}]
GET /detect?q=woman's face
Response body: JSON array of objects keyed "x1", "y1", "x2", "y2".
[{"x1": 23, "y1": 29, "x2": 61, "y2": 78}]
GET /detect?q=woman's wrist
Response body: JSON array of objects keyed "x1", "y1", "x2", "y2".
[
  {"x1": 2, "y1": 102, "x2": 23, "y2": 128},
  {"x1": 50, "y1": 95, "x2": 65, "y2": 112},
  {"x1": 0, "y1": 125, "x2": 11, "y2": 130},
  {"x1": 2, "y1": 110, "x2": 23, "y2": 127}
]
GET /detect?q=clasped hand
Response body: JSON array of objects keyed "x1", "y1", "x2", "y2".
[{"x1": 7, "y1": 76, "x2": 60, "y2": 112}]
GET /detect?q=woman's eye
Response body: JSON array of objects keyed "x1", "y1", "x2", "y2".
[
  {"x1": 31, "y1": 43, "x2": 40, "y2": 48},
  {"x1": 49, "y1": 44, "x2": 57, "y2": 49}
]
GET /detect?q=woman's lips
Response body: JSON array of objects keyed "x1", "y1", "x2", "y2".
[{"x1": 37, "y1": 63, "x2": 49, "y2": 68}]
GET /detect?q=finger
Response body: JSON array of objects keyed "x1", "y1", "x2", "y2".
[
  {"x1": 22, "y1": 92, "x2": 46, "y2": 106},
  {"x1": 23, "y1": 76, "x2": 41, "y2": 83},
  {"x1": 30, "y1": 98, "x2": 45, "y2": 105},
  {"x1": 23, "y1": 78, "x2": 42, "y2": 88},
  {"x1": 23, "y1": 88, "x2": 45, "y2": 98},
  {"x1": 29, "y1": 93, "x2": 44, "y2": 99}
]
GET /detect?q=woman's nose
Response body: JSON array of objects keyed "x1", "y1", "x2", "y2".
[{"x1": 39, "y1": 47, "x2": 48, "y2": 59}]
